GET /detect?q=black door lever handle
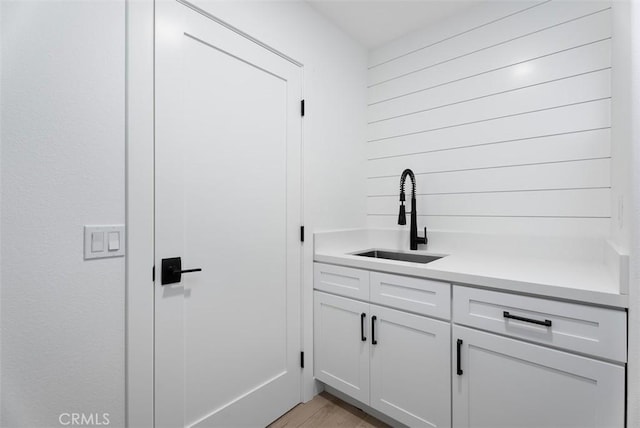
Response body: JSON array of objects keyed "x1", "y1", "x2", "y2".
[
  {"x1": 172, "y1": 267, "x2": 202, "y2": 274},
  {"x1": 161, "y1": 257, "x2": 202, "y2": 285}
]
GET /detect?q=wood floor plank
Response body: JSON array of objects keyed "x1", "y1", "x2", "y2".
[
  {"x1": 268, "y1": 394, "x2": 332, "y2": 428},
  {"x1": 362, "y1": 414, "x2": 391, "y2": 428},
  {"x1": 298, "y1": 403, "x2": 364, "y2": 428},
  {"x1": 269, "y1": 392, "x2": 390, "y2": 428}
]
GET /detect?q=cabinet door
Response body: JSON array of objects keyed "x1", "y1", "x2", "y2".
[
  {"x1": 453, "y1": 326, "x2": 625, "y2": 428},
  {"x1": 370, "y1": 304, "x2": 451, "y2": 428},
  {"x1": 314, "y1": 291, "x2": 370, "y2": 404}
]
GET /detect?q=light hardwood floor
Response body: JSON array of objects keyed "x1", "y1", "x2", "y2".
[{"x1": 268, "y1": 392, "x2": 390, "y2": 428}]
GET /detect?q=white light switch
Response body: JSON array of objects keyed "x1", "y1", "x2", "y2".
[
  {"x1": 91, "y1": 232, "x2": 104, "y2": 252},
  {"x1": 108, "y1": 232, "x2": 120, "y2": 251},
  {"x1": 84, "y1": 225, "x2": 125, "y2": 259}
]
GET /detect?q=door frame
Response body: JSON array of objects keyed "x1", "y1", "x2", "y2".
[{"x1": 125, "y1": 1, "x2": 307, "y2": 426}]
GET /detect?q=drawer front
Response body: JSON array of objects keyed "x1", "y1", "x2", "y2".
[
  {"x1": 370, "y1": 272, "x2": 451, "y2": 320},
  {"x1": 314, "y1": 263, "x2": 369, "y2": 300},
  {"x1": 453, "y1": 286, "x2": 626, "y2": 362}
]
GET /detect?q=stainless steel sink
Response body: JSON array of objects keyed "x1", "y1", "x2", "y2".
[{"x1": 354, "y1": 250, "x2": 443, "y2": 264}]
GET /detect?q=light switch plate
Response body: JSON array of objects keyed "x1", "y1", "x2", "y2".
[{"x1": 84, "y1": 225, "x2": 125, "y2": 259}]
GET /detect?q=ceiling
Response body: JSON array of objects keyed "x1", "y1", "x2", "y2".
[{"x1": 306, "y1": 0, "x2": 480, "y2": 49}]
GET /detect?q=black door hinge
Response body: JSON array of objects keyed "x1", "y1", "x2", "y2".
[
  {"x1": 301, "y1": 99, "x2": 305, "y2": 117},
  {"x1": 300, "y1": 226, "x2": 305, "y2": 243},
  {"x1": 300, "y1": 351, "x2": 305, "y2": 368},
  {"x1": 152, "y1": 266, "x2": 155, "y2": 282}
]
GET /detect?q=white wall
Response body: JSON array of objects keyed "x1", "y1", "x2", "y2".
[
  {"x1": 627, "y1": 0, "x2": 640, "y2": 425},
  {"x1": 610, "y1": 0, "x2": 632, "y2": 253},
  {"x1": 0, "y1": 1, "x2": 3, "y2": 423},
  {"x1": 1, "y1": 1, "x2": 125, "y2": 427},
  {"x1": 366, "y1": 0, "x2": 613, "y2": 237}
]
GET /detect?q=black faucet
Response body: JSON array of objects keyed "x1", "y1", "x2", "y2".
[{"x1": 398, "y1": 169, "x2": 428, "y2": 250}]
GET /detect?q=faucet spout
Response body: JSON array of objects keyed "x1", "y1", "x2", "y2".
[{"x1": 398, "y1": 169, "x2": 428, "y2": 250}]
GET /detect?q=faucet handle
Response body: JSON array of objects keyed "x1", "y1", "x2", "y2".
[{"x1": 418, "y1": 227, "x2": 428, "y2": 246}]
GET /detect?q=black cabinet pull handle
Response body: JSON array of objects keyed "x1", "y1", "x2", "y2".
[
  {"x1": 456, "y1": 339, "x2": 463, "y2": 376},
  {"x1": 503, "y1": 311, "x2": 552, "y2": 327},
  {"x1": 371, "y1": 316, "x2": 377, "y2": 345},
  {"x1": 360, "y1": 313, "x2": 367, "y2": 341}
]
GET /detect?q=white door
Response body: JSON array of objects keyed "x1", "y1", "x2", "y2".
[
  {"x1": 154, "y1": 2, "x2": 302, "y2": 426},
  {"x1": 452, "y1": 326, "x2": 625, "y2": 428},
  {"x1": 370, "y1": 305, "x2": 451, "y2": 428},
  {"x1": 313, "y1": 291, "x2": 370, "y2": 404}
]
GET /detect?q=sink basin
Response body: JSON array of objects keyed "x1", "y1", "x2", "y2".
[{"x1": 354, "y1": 250, "x2": 443, "y2": 264}]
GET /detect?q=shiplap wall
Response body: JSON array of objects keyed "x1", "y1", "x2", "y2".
[{"x1": 366, "y1": 0, "x2": 612, "y2": 237}]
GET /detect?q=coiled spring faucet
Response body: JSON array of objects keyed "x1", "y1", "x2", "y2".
[{"x1": 398, "y1": 168, "x2": 428, "y2": 250}]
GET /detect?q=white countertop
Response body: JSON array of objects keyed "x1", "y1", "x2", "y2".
[{"x1": 314, "y1": 229, "x2": 629, "y2": 309}]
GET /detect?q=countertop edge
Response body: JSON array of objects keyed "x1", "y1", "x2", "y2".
[{"x1": 314, "y1": 253, "x2": 629, "y2": 309}]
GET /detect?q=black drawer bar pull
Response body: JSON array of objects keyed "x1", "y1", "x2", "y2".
[
  {"x1": 360, "y1": 313, "x2": 367, "y2": 341},
  {"x1": 371, "y1": 316, "x2": 378, "y2": 345},
  {"x1": 503, "y1": 311, "x2": 552, "y2": 327},
  {"x1": 456, "y1": 339, "x2": 463, "y2": 376}
]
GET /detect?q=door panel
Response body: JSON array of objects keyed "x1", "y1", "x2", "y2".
[
  {"x1": 370, "y1": 305, "x2": 451, "y2": 428},
  {"x1": 452, "y1": 326, "x2": 625, "y2": 428},
  {"x1": 314, "y1": 291, "x2": 370, "y2": 404},
  {"x1": 155, "y1": 2, "x2": 302, "y2": 426}
]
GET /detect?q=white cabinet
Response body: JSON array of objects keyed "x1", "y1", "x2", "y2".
[
  {"x1": 314, "y1": 290, "x2": 451, "y2": 428},
  {"x1": 314, "y1": 291, "x2": 370, "y2": 404},
  {"x1": 313, "y1": 263, "x2": 627, "y2": 428},
  {"x1": 371, "y1": 305, "x2": 451, "y2": 428},
  {"x1": 452, "y1": 285, "x2": 626, "y2": 428},
  {"x1": 452, "y1": 325, "x2": 625, "y2": 428}
]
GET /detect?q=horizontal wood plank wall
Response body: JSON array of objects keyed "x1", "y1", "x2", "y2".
[{"x1": 366, "y1": 0, "x2": 612, "y2": 237}]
